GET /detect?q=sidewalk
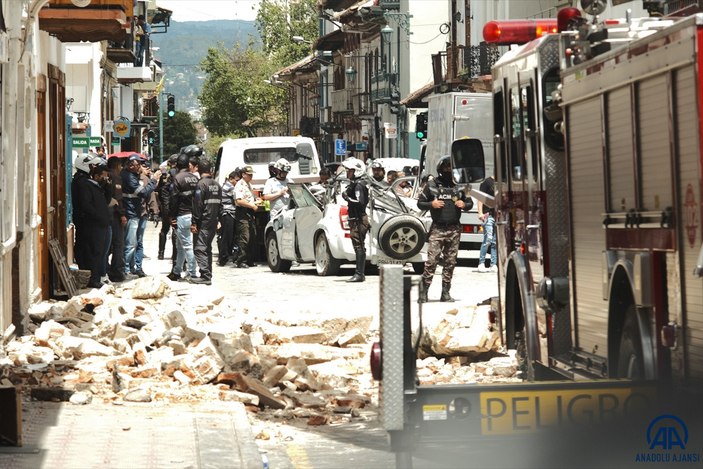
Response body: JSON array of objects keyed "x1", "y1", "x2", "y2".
[
  {"x1": 0, "y1": 400, "x2": 263, "y2": 469},
  {"x1": 0, "y1": 224, "x2": 263, "y2": 468}
]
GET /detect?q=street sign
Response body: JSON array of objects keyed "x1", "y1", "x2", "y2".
[
  {"x1": 335, "y1": 139, "x2": 347, "y2": 156},
  {"x1": 72, "y1": 137, "x2": 89, "y2": 148}
]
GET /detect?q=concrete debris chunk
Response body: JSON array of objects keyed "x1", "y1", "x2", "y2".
[
  {"x1": 131, "y1": 277, "x2": 169, "y2": 300},
  {"x1": 231, "y1": 373, "x2": 286, "y2": 409}
]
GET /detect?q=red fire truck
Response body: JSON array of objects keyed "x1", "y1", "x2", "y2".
[
  {"x1": 488, "y1": 8, "x2": 703, "y2": 389},
  {"x1": 371, "y1": 6, "x2": 703, "y2": 468}
]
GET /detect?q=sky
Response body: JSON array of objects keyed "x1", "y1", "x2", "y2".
[{"x1": 158, "y1": 0, "x2": 261, "y2": 22}]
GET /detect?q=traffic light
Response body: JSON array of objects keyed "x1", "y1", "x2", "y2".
[
  {"x1": 389, "y1": 89, "x2": 401, "y2": 115},
  {"x1": 147, "y1": 130, "x2": 155, "y2": 145},
  {"x1": 415, "y1": 112, "x2": 428, "y2": 140},
  {"x1": 167, "y1": 95, "x2": 175, "y2": 118}
]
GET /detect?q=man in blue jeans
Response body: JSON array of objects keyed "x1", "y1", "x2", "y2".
[
  {"x1": 477, "y1": 174, "x2": 496, "y2": 273},
  {"x1": 167, "y1": 148, "x2": 201, "y2": 281},
  {"x1": 121, "y1": 154, "x2": 160, "y2": 278}
]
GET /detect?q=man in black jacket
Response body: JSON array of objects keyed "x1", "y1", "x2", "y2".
[
  {"x1": 217, "y1": 169, "x2": 240, "y2": 266},
  {"x1": 167, "y1": 149, "x2": 200, "y2": 281},
  {"x1": 121, "y1": 154, "x2": 160, "y2": 278},
  {"x1": 190, "y1": 160, "x2": 222, "y2": 285},
  {"x1": 417, "y1": 157, "x2": 472, "y2": 302},
  {"x1": 72, "y1": 154, "x2": 112, "y2": 289}
]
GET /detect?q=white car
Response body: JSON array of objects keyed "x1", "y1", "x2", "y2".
[{"x1": 264, "y1": 179, "x2": 430, "y2": 276}]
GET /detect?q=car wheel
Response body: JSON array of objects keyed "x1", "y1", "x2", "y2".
[
  {"x1": 315, "y1": 233, "x2": 341, "y2": 276},
  {"x1": 378, "y1": 215, "x2": 426, "y2": 260},
  {"x1": 266, "y1": 234, "x2": 291, "y2": 273}
]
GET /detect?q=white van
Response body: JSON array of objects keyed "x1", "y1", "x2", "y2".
[{"x1": 214, "y1": 136, "x2": 321, "y2": 190}]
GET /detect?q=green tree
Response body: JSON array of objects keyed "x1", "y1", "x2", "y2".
[
  {"x1": 256, "y1": 0, "x2": 319, "y2": 65},
  {"x1": 162, "y1": 110, "x2": 198, "y2": 156},
  {"x1": 198, "y1": 0, "x2": 318, "y2": 139},
  {"x1": 199, "y1": 43, "x2": 286, "y2": 137}
]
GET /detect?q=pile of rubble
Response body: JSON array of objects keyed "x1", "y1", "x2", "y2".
[{"x1": 0, "y1": 277, "x2": 515, "y2": 425}]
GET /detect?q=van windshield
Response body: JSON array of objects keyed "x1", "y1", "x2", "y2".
[
  {"x1": 243, "y1": 147, "x2": 298, "y2": 164},
  {"x1": 243, "y1": 143, "x2": 316, "y2": 175}
]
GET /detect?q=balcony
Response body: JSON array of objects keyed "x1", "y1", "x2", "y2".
[
  {"x1": 371, "y1": 87, "x2": 393, "y2": 104},
  {"x1": 353, "y1": 91, "x2": 373, "y2": 117},
  {"x1": 116, "y1": 65, "x2": 153, "y2": 84},
  {"x1": 331, "y1": 89, "x2": 354, "y2": 114},
  {"x1": 39, "y1": 0, "x2": 133, "y2": 43}
]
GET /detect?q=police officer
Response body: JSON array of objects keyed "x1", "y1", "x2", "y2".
[
  {"x1": 217, "y1": 169, "x2": 241, "y2": 266},
  {"x1": 233, "y1": 166, "x2": 261, "y2": 268},
  {"x1": 263, "y1": 158, "x2": 291, "y2": 215},
  {"x1": 167, "y1": 148, "x2": 200, "y2": 281},
  {"x1": 342, "y1": 157, "x2": 369, "y2": 283},
  {"x1": 370, "y1": 160, "x2": 387, "y2": 186},
  {"x1": 417, "y1": 157, "x2": 472, "y2": 302},
  {"x1": 190, "y1": 159, "x2": 222, "y2": 285},
  {"x1": 72, "y1": 154, "x2": 112, "y2": 288},
  {"x1": 157, "y1": 154, "x2": 178, "y2": 260}
]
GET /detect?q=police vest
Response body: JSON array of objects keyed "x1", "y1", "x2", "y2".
[{"x1": 430, "y1": 183, "x2": 462, "y2": 225}]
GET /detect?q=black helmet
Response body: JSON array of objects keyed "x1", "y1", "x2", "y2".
[
  {"x1": 176, "y1": 153, "x2": 190, "y2": 169},
  {"x1": 181, "y1": 144, "x2": 203, "y2": 157},
  {"x1": 168, "y1": 154, "x2": 178, "y2": 165},
  {"x1": 436, "y1": 156, "x2": 452, "y2": 176}
]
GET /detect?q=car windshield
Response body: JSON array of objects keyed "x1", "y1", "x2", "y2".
[{"x1": 288, "y1": 183, "x2": 320, "y2": 209}]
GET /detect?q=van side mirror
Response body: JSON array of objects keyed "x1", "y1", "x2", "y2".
[{"x1": 450, "y1": 138, "x2": 485, "y2": 184}]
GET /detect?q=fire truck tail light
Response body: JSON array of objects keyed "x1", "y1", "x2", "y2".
[
  {"x1": 370, "y1": 341, "x2": 382, "y2": 380},
  {"x1": 483, "y1": 19, "x2": 557, "y2": 45}
]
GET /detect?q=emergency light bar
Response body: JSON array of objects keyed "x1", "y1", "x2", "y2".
[
  {"x1": 483, "y1": 19, "x2": 558, "y2": 45},
  {"x1": 483, "y1": 8, "x2": 582, "y2": 46}
]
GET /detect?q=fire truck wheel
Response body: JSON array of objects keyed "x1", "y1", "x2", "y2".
[
  {"x1": 617, "y1": 306, "x2": 645, "y2": 379},
  {"x1": 266, "y1": 233, "x2": 292, "y2": 273},
  {"x1": 378, "y1": 215, "x2": 426, "y2": 260},
  {"x1": 515, "y1": 328, "x2": 535, "y2": 381},
  {"x1": 315, "y1": 233, "x2": 341, "y2": 276}
]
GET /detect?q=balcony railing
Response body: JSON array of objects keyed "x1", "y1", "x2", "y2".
[
  {"x1": 353, "y1": 91, "x2": 372, "y2": 116},
  {"x1": 371, "y1": 87, "x2": 392, "y2": 104},
  {"x1": 331, "y1": 89, "x2": 354, "y2": 114}
]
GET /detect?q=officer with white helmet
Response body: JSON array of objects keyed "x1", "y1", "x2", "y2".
[
  {"x1": 341, "y1": 157, "x2": 370, "y2": 282},
  {"x1": 263, "y1": 157, "x2": 292, "y2": 214},
  {"x1": 72, "y1": 153, "x2": 112, "y2": 288}
]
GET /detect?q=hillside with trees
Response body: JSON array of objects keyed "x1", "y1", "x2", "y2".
[{"x1": 150, "y1": 19, "x2": 260, "y2": 112}]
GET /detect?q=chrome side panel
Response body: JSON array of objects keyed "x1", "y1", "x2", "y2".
[
  {"x1": 675, "y1": 65, "x2": 703, "y2": 385},
  {"x1": 566, "y1": 96, "x2": 609, "y2": 356}
]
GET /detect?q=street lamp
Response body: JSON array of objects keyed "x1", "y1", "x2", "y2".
[
  {"x1": 345, "y1": 66, "x2": 357, "y2": 83},
  {"x1": 381, "y1": 24, "x2": 393, "y2": 43}
]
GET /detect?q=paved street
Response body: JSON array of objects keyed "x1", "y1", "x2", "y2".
[{"x1": 1, "y1": 223, "x2": 500, "y2": 469}]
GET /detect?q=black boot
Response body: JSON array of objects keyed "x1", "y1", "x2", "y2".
[
  {"x1": 347, "y1": 251, "x2": 366, "y2": 282},
  {"x1": 440, "y1": 282, "x2": 454, "y2": 302},
  {"x1": 419, "y1": 281, "x2": 430, "y2": 303},
  {"x1": 158, "y1": 232, "x2": 166, "y2": 260}
]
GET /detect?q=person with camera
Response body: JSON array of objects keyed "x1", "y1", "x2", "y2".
[{"x1": 121, "y1": 154, "x2": 160, "y2": 278}]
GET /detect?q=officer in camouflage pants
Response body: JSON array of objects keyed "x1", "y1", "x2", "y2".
[{"x1": 417, "y1": 157, "x2": 472, "y2": 302}]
